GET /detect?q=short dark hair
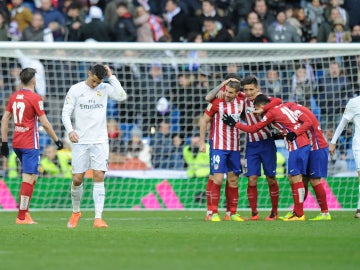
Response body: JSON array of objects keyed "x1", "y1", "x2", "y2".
[
  {"x1": 224, "y1": 73, "x2": 241, "y2": 82},
  {"x1": 253, "y1": 94, "x2": 270, "y2": 107},
  {"x1": 90, "y1": 64, "x2": 107, "y2": 80},
  {"x1": 242, "y1": 75, "x2": 258, "y2": 86},
  {"x1": 226, "y1": 80, "x2": 242, "y2": 91},
  {"x1": 20, "y1": 68, "x2": 36, "y2": 85}
]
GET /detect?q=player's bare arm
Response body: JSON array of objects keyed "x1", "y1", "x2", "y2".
[
  {"x1": 199, "y1": 114, "x2": 210, "y2": 152},
  {"x1": 104, "y1": 65, "x2": 112, "y2": 77}
]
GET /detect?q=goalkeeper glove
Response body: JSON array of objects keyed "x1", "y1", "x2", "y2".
[
  {"x1": 222, "y1": 114, "x2": 236, "y2": 127},
  {"x1": 286, "y1": 132, "x2": 297, "y2": 142},
  {"x1": 1, "y1": 142, "x2": 9, "y2": 158},
  {"x1": 55, "y1": 140, "x2": 64, "y2": 150}
]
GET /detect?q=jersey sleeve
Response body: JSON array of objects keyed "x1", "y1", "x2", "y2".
[
  {"x1": 262, "y1": 97, "x2": 283, "y2": 112},
  {"x1": 235, "y1": 111, "x2": 274, "y2": 133},
  {"x1": 62, "y1": 88, "x2": 76, "y2": 134},
  {"x1": 342, "y1": 99, "x2": 355, "y2": 121},
  {"x1": 204, "y1": 99, "x2": 219, "y2": 118},
  {"x1": 31, "y1": 95, "x2": 46, "y2": 117},
  {"x1": 107, "y1": 75, "x2": 127, "y2": 101},
  {"x1": 295, "y1": 111, "x2": 312, "y2": 136}
]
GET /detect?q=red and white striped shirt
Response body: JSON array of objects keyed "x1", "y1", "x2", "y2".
[{"x1": 206, "y1": 96, "x2": 245, "y2": 151}]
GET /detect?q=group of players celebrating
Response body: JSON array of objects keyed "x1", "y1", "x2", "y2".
[{"x1": 199, "y1": 74, "x2": 341, "y2": 222}]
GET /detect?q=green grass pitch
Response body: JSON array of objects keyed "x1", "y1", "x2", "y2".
[{"x1": 0, "y1": 210, "x2": 359, "y2": 270}]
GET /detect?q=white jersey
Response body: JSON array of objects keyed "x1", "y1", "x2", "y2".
[
  {"x1": 342, "y1": 96, "x2": 360, "y2": 151},
  {"x1": 62, "y1": 75, "x2": 127, "y2": 144}
]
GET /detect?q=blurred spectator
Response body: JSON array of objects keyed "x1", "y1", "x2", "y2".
[
  {"x1": 133, "y1": 5, "x2": 154, "y2": 42},
  {"x1": 253, "y1": 0, "x2": 276, "y2": 35},
  {"x1": 104, "y1": 0, "x2": 122, "y2": 29},
  {"x1": 163, "y1": 0, "x2": 190, "y2": 42},
  {"x1": 343, "y1": 0, "x2": 360, "y2": 29},
  {"x1": 79, "y1": 5, "x2": 113, "y2": 41},
  {"x1": 38, "y1": 145, "x2": 72, "y2": 178},
  {"x1": 230, "y1": 0, "x2": 254, "y2": 34},
  {"x1": 7, "y1": 151, "x2": 21, "y2": 178},
  {"x1": 38, "y1": 0, "x2": 65, "y2": 41},
  {"x1": 21, "y1": 12, "x2": 47, "y2": 41},
  {"x1": 327, "y1": 18, "x2": 352, "y2": 43},
  {"x1": 193, "y1": 0, "x2": 234, "y2": 38},
  {"x1": 63, "y1": 1, "x2": 84, "y2": 41},
  {"x1": 185, "y1": 32, "x2": 207, "y2": 70},
  {"x1": 202, "y1": 16, "x2": 232, "y2": 42},
  {"x1": 0, "y1": 10, "x2": 9, "y2": 40},
  {"x1": 10, "y1": 0, "x2": 33, "y2": 40},
  {"x1": 267, "y1": 10, "x2": 301, "y2": 42},
  {"x1": 107, "y1": 118, "x2": 127, "y2": 165},
  {"x1": 285, "y1": 5, "x2": 302, "y2": 37},
  {"x1": 316, "y1": 61, "x2": 351, "y2": 127},
  {"x1": 149, "y1": 120, "x2": 173, "y2": 169},
  {"x1": 317, "y1": 7, "x2": 347, "y2": 42},
  {"x1": 267, "y1": 0, "x2": 288, "y2": 16},
  {"x1": 351, "y1": 25, "x2": 360, "y2": 42},
  {"x1": 169, "y1": 133, "x2": 184, "y2": 170},
  {"x1": 246, "y1": 21, "x2": 269, "y2": 42},
  {"x1": 233, "y1": 11, "x2": 260, "y2": 42},
  {"x1": 293, "y1": 7, "x2": 317, "y2": 42},
  {"x1": 260, "y1": 68, "x2": 288, "y2": 100},
  {"x1": 292, "y1": 63, "x2": 316, "y2": 110},
  {"x1": 323, "y1": 0, "x2": 349, "y2": 27},
  {"x1": 126, "y1": 126, "x2": 152, "y2": 169},
  {"x1": 112, "y1": 1, "x2": 137, "y2": 42},
  {"x1": 183, "y1": 133, "x2": 210, "y2": 178},
  {"x1": 305, "y1": 0, "x2": 325, "y2": 35}
]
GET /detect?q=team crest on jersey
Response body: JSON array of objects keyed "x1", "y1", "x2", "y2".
[
  {"x1": 96, "y1": 91, "x2": 102, "y2": 97},
  {"x1": 38, "y1": 101, "x2": 44, "y2": 110},
  {"x1": 214, "y1": 164, "x2": 219, "y2": 170},
  {"x1": 206, "y1": 103, "x2": 212, "y2": 111}
]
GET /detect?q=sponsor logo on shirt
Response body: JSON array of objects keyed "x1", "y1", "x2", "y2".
[{"x1": 14, "y1": 126, "x2": 30, "y2": 132}]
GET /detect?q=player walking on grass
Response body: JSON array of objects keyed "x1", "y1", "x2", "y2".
[
  {"x1": 207, "y1": 75, "x2": 280, "y2": 221},
  {"x1": 1, "y1": 67, "x2": 63, "y2": 224},
  {"x1": 199, "y1": 80, "x2": 246, "y2": 222},
  {"x1": 62, "y1": 64, "x2": 127, "y2": 228},
  {"x1": 329, "y1": 96, "x2": 360, "y2": 219},
  {"x1": 223, "y1": 94, "x2": 313, "y2": 221},
  {"x1": 260, "y1": 100, "x2": 331, "y2": 221}
]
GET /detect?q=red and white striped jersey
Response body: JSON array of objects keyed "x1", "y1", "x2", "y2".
[
  {"x1": 236, "y1": 104, "x2": 311, "y2": 152},
  {"x1": 205, "y1": 96, "x2": 245, "y2": 151},
  {"x1": 286, "y1": 102, "x2": 328, "y2": 150},
  {"x1": 244, "y1": 98, "x2": 272, "y2": 142}
]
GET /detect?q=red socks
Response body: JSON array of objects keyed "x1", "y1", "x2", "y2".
[
  {"x1": 227, "y1": 186, "x2": 239, "y2": 215},
  {"x1": 206, "y1": 178, "x2": 213, "y2": 212},
  {"x1": 210, "y1": 183, "x2": 221, "y2": 214},
  {"x1": 18, "y1": 182, "x2": 34, "y2": 220},
  {"x1": 247, "y1": 185, "x2": 258, "y2": 214},
  {"x1": 313, "y1": 183, "x2": 328, "y2": 213},
  {"x1": 291, "y1": 182, "x2": 305, "y2": 217},
  {"x1": 269, "y1": 181, "x2": 279, "y2": 215}
]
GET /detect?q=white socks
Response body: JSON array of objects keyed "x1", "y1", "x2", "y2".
[
  {"x1": 93, "y1": 182, "x2": 105, "y2": 219},
  {"x1": 71, "y1": 183, "x2": 83, "y2": 213}
]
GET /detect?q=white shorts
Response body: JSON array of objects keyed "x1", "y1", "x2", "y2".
[
  {"x1": 71, "y1": 143, "x2": 109, "y2": 173},
  {"x1": 353, "y1": 149, "x2": 360, "y2": 171}
]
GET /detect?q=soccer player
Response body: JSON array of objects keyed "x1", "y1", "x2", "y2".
[
  {"x1": 1, "y1": 67, "x2": 63, "y2": 224},
  {"x1": 260, "y1": 99, "x2": 331, "y2": 220},
  {"x1": 199, "y1": 80, "x2": 246, "y2": 222},
  {"x1": 62, "y1": 64, "x2": 127, "y2": 228},
  {"x1": 329, "y1": 96, "x2": 360, "y2": 218},
  {"x1": 207, "y1": 75, "x2": 281, "y2": 221},
  {"x1": 204, "y1": 73, "x2": 243, "y2": 220},
  {"x1": 223, "y1": 94, "x2": 313, "y2": 221}
]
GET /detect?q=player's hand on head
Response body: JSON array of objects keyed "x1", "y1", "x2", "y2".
[
  {"x1": 286, "y1": 132, "x2": 297, "y2": 142},
  {"x1": 222, "y1": 113, "x2": 236, "y2": 127},
  {"x1": 104, "y1": 65, "x2": 112, "y2": 77},
  {"x1": 55, "y1": 140, "x2": 64, "y2": 150},
  {"x1": 1, "y1": 142, "x2": 9, "y2": 158}
]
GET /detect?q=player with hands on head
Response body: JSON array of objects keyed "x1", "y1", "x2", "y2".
[
  {"x1": 200, "y1": 80, "x2": 246, "y2": 222},
  {"x1": 224, "y1": 94, "x2": 313, "y2": 221},
  {"x1": 62, "y1": 64, "x2": 127, "y2": 228},
  {"x1": 329, "y1": 95, "x2": 360, "y2": 218},
  {"x1": 1, "y1": 67, "x2": 63, "y2": 224},
  {"x1": 204, "y1": 73, "x2": 244, "y2": 221}
]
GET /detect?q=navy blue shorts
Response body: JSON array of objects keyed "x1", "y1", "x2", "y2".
[
  {"x1": 287, "y1": 145, "x2": 311, "y2": 176},
  {"x1": 211, "y1": 149, "x2": 242, "y2": 176},
  {"x1": 246, "y1": 138, "x2": 277, "y2": 177},
  {"x1": 306, "y1": 147, "x2": 329, "y2": 178},
  {"x1": 14, "y1": 148, "x2": 40, "y2": 175}
]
